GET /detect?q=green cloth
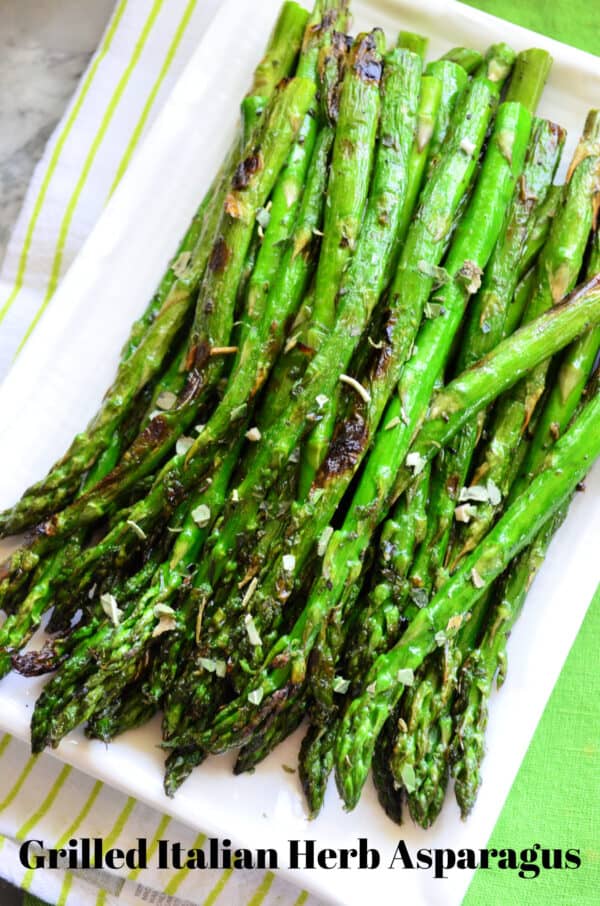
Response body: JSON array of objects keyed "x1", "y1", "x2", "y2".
[
  {"x1": 462, "y1": 0, "x2": 600, "y2": 56},
  {"x1": 463, "y1": 584, "x2": 600, "y2": 905}
]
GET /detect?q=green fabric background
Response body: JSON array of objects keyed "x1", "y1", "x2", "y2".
[
  {"x1": 462, "y1": 0, "x2": 600, "y2": 56},
  {"x1": 462, "y1": 586, "x2": 600, "y2": 905},
  {"x1": 460, "y1": 6, "x2": 599, "y2": 904},
  {"x1": 18, "y1": 4, "x2": 600, "y2": 906}
]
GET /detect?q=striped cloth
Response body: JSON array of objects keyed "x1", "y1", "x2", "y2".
[
  {"x1": 0, "y1": 733, "x2": 318, "y2": 906},
  {"x1": 0, "y1": 1, "x2": 320, "y2": 903}
]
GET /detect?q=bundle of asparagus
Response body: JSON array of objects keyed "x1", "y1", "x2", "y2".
[{"x1": 1, "y1": 0, "x2": 599, "y2": 827}]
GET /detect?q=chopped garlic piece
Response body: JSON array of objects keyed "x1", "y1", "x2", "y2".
[
  {"x1": 248, "y1": 687, "x2": 264, "y2": 705},
  {"x1": 176, "y1": 436, "x2": 194, "y2": 456},
  {"x1": 333, "y1": 676, "x2": 350, "y2": 694},
  {"x1": 318, "y1": 526, "x2": 334, "y2": 557},
  {"x1": 156, "y1": 391, "x2": 177, "y2": 411},
  {"x1": 406, "y1": 451, "x2": 427, "y2": 476},
  {"x1": 244, "y1": 613, "x2": 262, "y2": 646},
  {"x1": 282, "y1": 554, "x2": 296, "y2": 573},
  {"x1": 455, "y1": 503, "x2": 478, "y2": 524},
  {"x1": 100, "y1": 593, "x2": 122, "y2": 627},
  {"x1": 191, "y1": 504, "x2": 211, "y2": 528},
  {"x1": 471, "y1": 568, "x2": 485, "y2": 589}
]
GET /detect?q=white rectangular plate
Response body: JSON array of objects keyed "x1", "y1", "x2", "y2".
[{"x1": 0, "y1": 2, "x2": 599, "y2": 905}]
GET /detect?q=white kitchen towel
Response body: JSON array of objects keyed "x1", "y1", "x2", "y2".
[{"x1": 0, "y1": 1, "x2": 320, "y2": 903}]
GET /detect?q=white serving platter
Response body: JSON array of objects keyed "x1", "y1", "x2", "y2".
[{"x1": 0, "y1": 2, "x2": 599, "y2": 905}]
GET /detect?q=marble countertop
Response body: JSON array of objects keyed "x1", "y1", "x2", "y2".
[{"x1": 0, "y1": 0, "x2": 116, "y2": 262}]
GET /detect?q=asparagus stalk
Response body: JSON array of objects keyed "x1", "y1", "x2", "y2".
[
  {"x1": 299, "y1": 45, "x2": 422, "y2": 494},
  {"x1": 235, "y1": 689, "x2": 309, "y2": 775},
  {"x1": 503, "y1": 266, "x2": 536, "y2": 338},
  {"x1": 214, "y1": 74, "x2": 497, "y2": 659},
  {"x1": 85, "y1": 677, "x2": 158, "y2": 743},
  {"x1": 59, "y1": 124, "x2": 331, "y2": 619},
  {"x1": 241, "y1": 96, "x2": 266, "y2": 145},
  {"x1": 142, "y1": 134, "x2": 332, "y2": 700},
  {"x1": 175, "y1": 65, "x2": 534, "y2": 761},
  {"x1": 296, "y1": 74, "x2": 497, "y2": 517},
  {"x1": 295, "y1": 569, "x2": 370, "y2": 815},
  {"x1": 393, "y1": 74, "x2": 443, "y2": 248},
  {"x1": 64, "y1": 78, "x2": 317, "y2": 525},
  {"x1": 450, "y1": 365, "x2": 600, "y2": 815},
  {"x1": 299, "y1": 716, "x2": 338, "y2": 816},
  {"x1": 510, "y1": 232, "x2": 600, "y2": 498},
  {"x1": 397, "y1": 31, "x2": 428, "y2": 64},
  {"x1": 455, "y1": 110, "x2": 600, "y2": 562},
  {"x1": 3, "y1": 7, "x2": 596, "y2": 828},
  {"x1": 42, "y1": 130, "x2": 331, "y2": 700},
  {"x1": 28, "y1": 436, "x2": 243, "y2": 751},
  {"x1": 339, "y1": 463, "x2": 432, "y2": 703},
  {"x1": 441, "y1": 47, "x2": 484, "y2": 74},
  {"x1": 0, "y1": 4, "x2": 309, "y2": 535},
  {"x1": 423, "y1": 60, "x2": 468, "y2": 173},
  {"x1": 262, "y1": 70, "x2": 548, "y2": 808},
  {"x1": 391, "y1": 271, "x2": 600, "y2": 502},
  {"x1": 122, "y1": 197, "x2": 210, "y2": 362},
  {"x1": 289, "y1": 82, "x2": 536, "y2": 661},
  {"x1": 475, "y1": 42, "x2": 517, "y2": 86},
  {"x1": 0, "y1": 327, "x2": 195, "y2": 647},
  {"x1": 139, "y1": 127, "x2": 336, "y2": 709},
  {"x1": 239, "y1": 0, "x2": 350, "y2": 354},
  {"x1": 316, "y1": 29, "x2": 350, "y2": 127},
  {"x1": 517, "y1": 184, "x2": 563, "y2": 275},
  {"x1": 450, "y1": 502, "x2": 570, "y2": 816},
  {"x1": 158, "y1": 52, "x2": 423, "y2": 767},
  {"x1": 249, "y1": 2, "x2": 311, "y2": 97},
  {"x1": 458, "y1": 120, "x2": 565, "y2": 367},
  {"x1": 163, "y1": 748, "x2": 208, "y2": 798},
  {"x1": 138, "y1": 341, "x2": 190, "y2": 426},
  {"x1": 0, "y1": 76, "x2": 316, "y2": 605},
  {"x1": 118, "y1": 12, "x2": 342, "y2": 522},
  {"x1": 405, "y1": 117, "x2": 565, "y2": 598},
  {"x1": 505, "y1": 49, "x2": 552, "y2": 112},
  {"x1": 385, "y1": 592, "x2": 488, "y2": 827},
  {"x1": 277, "y1": 30, "x2": 385, "y2": 489},
  {"x1": 335, "y1": 387, "x2": 600, "y2": 808},
  {"x1": 299, "y1": 58, "x2": 467, "y2": 497},
  {"x1": 2, "y1": 37, "x2": 353, "y2": 603},
  {"x1": 181, "y1": 46, "x2": 420, "y2": 607},
  {"x1": 372, "y1": 705, "x2": 404, "y2": 824},
  {"x1": 199, "y1": 269, "x2": 600, "y2": 758},
  {"x1": 309, "y1": 30, "x2": 385, "y2": 336},
  {"x1": 0, "y1": 232, "x2": 200, "y2": 535},
  {"x1": 157, "y1": 448, "x2": 305, "y2": 737},
  {"x1": 443, "y1": 253, "x2": 599, "y2": 818}
]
